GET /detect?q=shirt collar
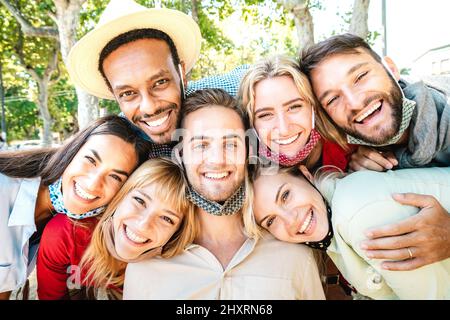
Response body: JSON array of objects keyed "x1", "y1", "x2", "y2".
[{"x1": 8, "y1": 177, "x2": 41, "y2": 228}]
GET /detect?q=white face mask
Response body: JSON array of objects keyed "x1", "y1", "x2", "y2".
[{"x1": 346, "y1": 59, "x2": 416, "y2": 147}]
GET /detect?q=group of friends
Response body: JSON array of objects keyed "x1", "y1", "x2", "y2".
[{"x1": 1, "y1": 0, "x2": 449, "y2": 300}]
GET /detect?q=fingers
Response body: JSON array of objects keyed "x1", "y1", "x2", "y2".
[
  {"x1": 392, "y1": 193, "x2": 437, "y2": 209},
  {"x1": 383, "y1": 151, "x2": 398, "y2": 167},
  {"x1": 364, "y1": 247, "x2": 414, "y2": 261},
  {"x1": 364, "y1": 215, "x2": 417, "y2": 239},
  {"x1": 361, "y1": 232, "x2": 416, "y2": 250},
  {"x1": 380, "y1": 258, "x2": 426, "y2": 271},
  {"x1": 349, "y1": 147, "x2": 396, "y2": 172}
]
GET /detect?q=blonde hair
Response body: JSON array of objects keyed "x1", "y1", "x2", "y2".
[
  {"x1": 238, "y1": 55, "x2": 348, "y2": 152},
  {"x1": 80, "y1": 158, "x2": 197, "y2": 289}
]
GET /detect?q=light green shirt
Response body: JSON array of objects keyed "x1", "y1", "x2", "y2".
[{"x1": 321, "y1": 168, "x2": 450, "y2": 300}]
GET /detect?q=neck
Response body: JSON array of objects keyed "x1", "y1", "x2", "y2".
[
  {"x1": 34, "y1": 184, "x2": 53, "y2": 225},
  {"x1": 194, "y1": 208, "x2": 247, "y2": 269},
  {"x1": 195, "y1": 208, "x2": 246, "y2": 245}
]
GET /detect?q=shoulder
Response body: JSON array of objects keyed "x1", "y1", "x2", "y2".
[{"x1": 252, "y1": 232, "x2": 316, "y2": 269}]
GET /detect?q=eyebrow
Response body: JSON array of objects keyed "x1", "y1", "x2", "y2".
[
  {"x1": 254, "y1": 98, "x2": 304, "y2": 114},
  {"x1": 257, "y1": 183, "x2": 286, "y2": 226},
  {"x1": 90, "y1": 149, "x2": 130, "y2": 177},
  {"x1": 318, "y1": 62, "x2": 369, "y2": 103},
  {"x1": 189, "y1": 134, "x2": 243, "y2": 143},
  {"x1": 136, "y1": 190, "x2": 181, "y2": 218},
  {"x1": 112, "y1": 69, "x2": 171, "y2": 91}
]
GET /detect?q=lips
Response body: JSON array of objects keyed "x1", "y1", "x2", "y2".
[
  {"x1": 272, "y1": 133, "x2": 301, "y2": 146},
  {"x1": 354, "y1": 100, "x2": 383, "y2": 124},
  {"x1": 202, "y1": 171, "x2": 231, "y2": 180},
  {"x1": 73, "y1": 181, "x2": 98, "y2": 201},
  {"x1": 141, "y1": 110, "x2": 172, "y2": 129},
  {"x1": 123, "y1": 224, "x2": 150, "y2": 245},
  {"x1": 296, "y1": 209, "x2": 316, "y2": 236}
]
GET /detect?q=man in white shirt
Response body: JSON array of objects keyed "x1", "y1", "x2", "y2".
[{"x1": 123, "y1": 89, "x2": 325, "y2": 300}]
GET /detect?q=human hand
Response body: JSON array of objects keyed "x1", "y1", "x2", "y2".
[
  {"x1": 348, "y1": 146, "x2": 398, "y2": 172},
  {"x1": 361, "y1": 193, "x2": 450, "y2": 271}
]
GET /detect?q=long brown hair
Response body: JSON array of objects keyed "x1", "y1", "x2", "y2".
[
  {"x1": 80, "y1": 158, "x2": 198, "y2": 289},
  {"x1": 0, "y1": 115, "x2": 152, "y2": 185}
]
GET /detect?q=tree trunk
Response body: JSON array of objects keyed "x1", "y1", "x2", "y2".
[
  {"x1": 191, "y1": 0, "x2": 199, "y2": 23},
  {"x1": 37, "y1": 81, "x2": 54, "y2": 147},
  {"x1": 278, "y1": 0, "x2": 315, "y2": 53},
  {"x1": 0, "y1": 60, "x2": 6, "y2": 144},
  {"x1": 349, "y1": 0, "x2": 370, "y2": 39},
  {"x1": 53, "y1": 0, "x2": 99, "y2": 129}
]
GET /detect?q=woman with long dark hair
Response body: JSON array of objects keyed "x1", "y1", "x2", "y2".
[{"x1": 0, "y1": 115, "x2": 151, "y2": 299}]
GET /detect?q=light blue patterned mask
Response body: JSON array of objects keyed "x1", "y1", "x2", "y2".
[{"x1": 48, "y1": 178, "x2": 106, "y2": 220}]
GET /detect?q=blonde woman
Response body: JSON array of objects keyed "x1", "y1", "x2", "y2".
[
  {"x1": 38, "y1": 158, "x2": 196, "y2": 299},
  {"x1": 238, "y1": 55, "x2": 352, "y2": 170},
  {"x1": 252, "y1": 165, "x2": 450, "y2": 299}
]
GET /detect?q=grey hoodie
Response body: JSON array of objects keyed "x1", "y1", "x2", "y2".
[{"x1": 395, "y1": 79, "x2": 450, "y2": 168}]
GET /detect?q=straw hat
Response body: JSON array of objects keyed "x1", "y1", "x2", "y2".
[{"x1": 67, "y1": 0, "x2": 202, "y2": 100}]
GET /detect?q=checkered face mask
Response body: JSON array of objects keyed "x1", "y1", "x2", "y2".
[
  {"x1": 346, "y1": 97, "x2": 416, "y2": 147},
  {"x1": 186, "y1": 183, "x2": 246, "y2": 216},
  {"x1": 258, "y1": 129, "x2": 322, "y2": 167},
  {"x1": 48, "y1": 177, "x2": 105, "y2": 220}
]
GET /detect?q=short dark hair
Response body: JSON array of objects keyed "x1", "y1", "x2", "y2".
[
  {"x1": 180, "y1": 88, "x2": 250, "y2": 130},
  {"x1": 98, "y1": 28, "x2": 181, "y2": 91},
  {"x1": 300, "y1": 33, "x2": 382, "y2": 78}
]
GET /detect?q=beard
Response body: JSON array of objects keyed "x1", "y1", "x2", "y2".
[
  {"x1": 342, "y1": 77, "x2": 404, "y2": 145},
  {"x1": 136, "y1": 103, "x2": 180, "y2": 144}
]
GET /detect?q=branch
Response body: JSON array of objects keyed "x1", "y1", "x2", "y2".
[{"x1": 0, "y1": 0, "x2": 59, "y2": 39}]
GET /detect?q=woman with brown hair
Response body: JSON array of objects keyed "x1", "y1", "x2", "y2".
[{"x1": 0, "y1": 115, "x2": 151, "y2": 299}]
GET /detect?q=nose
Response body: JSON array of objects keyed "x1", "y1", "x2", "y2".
[
  {"x1": 139, "y1": 92, "x2": 159, "y2": 116},
  {"x1": 137, "y1": 208, "x2": 159, "y2": 232},
  {"x1": 342, "y1": 88, "x2": 363, "y2": 111},
  {"x1": 205, "y1": 144, "x2": 226, "y2": 165},
  {"x1": 276, "y1": 112, "x2": 290, "y2": 136},
  {"x1": 85, "y1": 170, "x2": 105, "y2": 193},
  {"x1": 281, "y1": 209, "x2": 300, "y2": 236}
]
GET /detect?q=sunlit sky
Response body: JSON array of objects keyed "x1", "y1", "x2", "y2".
[
  {"x1": 313, "y1": 0, "x2": 450, "y2": 69},
  {"x1": 224, "y1": 0, "x2": 450, "y2": 70}
]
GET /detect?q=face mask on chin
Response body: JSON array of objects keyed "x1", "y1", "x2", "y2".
[{"x1": 346, "y1": 59, "x2": 416, "y2": 147}]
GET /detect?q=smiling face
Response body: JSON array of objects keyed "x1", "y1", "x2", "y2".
[
  {"x1": 254, "y1": 76, "x2": 314, "y2": 157},
  {"x1": 102, "y1": 38, "x2": 185, "y2": 144},
  {"x1": 182, "y1": 106, "x2": 247, "y2": 202},
  {"x1": 61, "y1": 134, "x2": 138, "y2": 215},
  {"x1": 112, "y1": 182, "x2": 183, "y2": 261},
  {"x1": 253, "y1": 172, "x2": 329, "y2": 243},
  {"x1": 310, "y1": 49, "x2": 403, "y2": 145}
]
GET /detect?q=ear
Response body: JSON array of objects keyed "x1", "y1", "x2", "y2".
[
  {"x1": 382, "y1": 56, "x2": 401, "y2": 81},
  {"x1": 298, "y1": 165, "x2": 314, "y2": 183}
]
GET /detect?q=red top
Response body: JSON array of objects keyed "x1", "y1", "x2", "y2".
[
  {"x1": 321, "y1": 140, "x2": 357, "y2": 172},
  {"x1": 36, "y1": 214, "x2": 98, "y2": 300}
]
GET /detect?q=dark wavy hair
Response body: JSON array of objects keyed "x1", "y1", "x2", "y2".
[{"x1": 0, "y1": 115, "x2": 152, "y2": 186}]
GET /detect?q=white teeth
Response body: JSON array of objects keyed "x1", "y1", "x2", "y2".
[
  {"x1": 125, "y1": 225, "x2": 148, "y2": 244},
  {"x1": 74, "y1": 182, "x2": 97, "y2": 200},
  {"x1": 356, "y1": 102, "x2": 382, "y2": 123},
  {"x1": 204, "y1": 172, "x2": 229, "y2": 179},
  {"x1": 274, "y1": 134, "x2": 300, "y2": 145},
  {"x1": 145, "y1": 113, "x2": 170, "y2": 127},
  {"x1": 299, "y1": 211, "x2": 313, "y2": 234}
]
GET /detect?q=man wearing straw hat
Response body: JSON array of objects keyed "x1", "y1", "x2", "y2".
[{"x1": 67, "y1": 0, "x2": 248, "y2": 155}]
